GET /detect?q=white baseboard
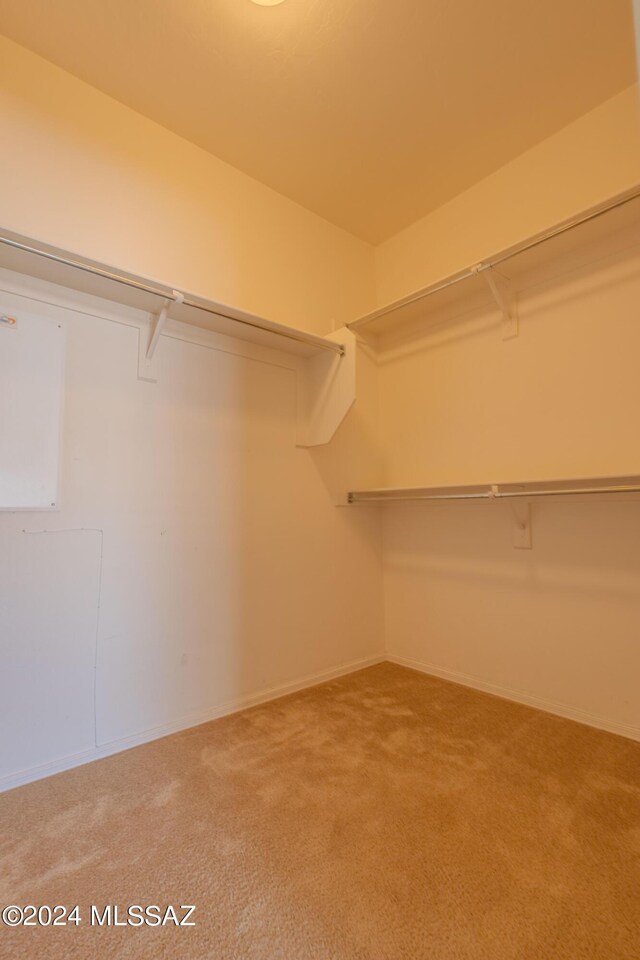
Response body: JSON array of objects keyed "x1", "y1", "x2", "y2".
[
  {"x1": 388, "y1": 653, "x2": 640, "y2": 743},
  {"x1": 6, "y1": 649, "x2": 636, "y2": 794},
  {"x1": 0, "y1": 652, "x2": 385, "y2": 794}
]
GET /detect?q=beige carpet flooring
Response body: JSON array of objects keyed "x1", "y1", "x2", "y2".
[{"x1": 1, "y1": 662, "x2": 639, "y2": 959}]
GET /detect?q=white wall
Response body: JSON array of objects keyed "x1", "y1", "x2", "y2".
[
  {"x1": 383, "y1": 495, "x2": 640, "y2": 740},
  {"x1": 379, "y1": 239, "x2": 640, "y2": 740},
  {"x1": 0, "y1": 270, "x2": 383, "y2": 790},
  {"x1": 0, "y1": 35, "x2": 374, "y2": 334},
  {"x1": 635, "y1": 0, "x2": 640, "y2": 78},
  {"x1": 375, "y1": 85, "x2": 640, "y2": 307}
]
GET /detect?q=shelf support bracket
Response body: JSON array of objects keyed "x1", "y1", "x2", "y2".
[
  {"x1": 473, "y1": 265, "x2": 518, "y2": 340},
  {"x1": 296, "y1": 326, "x2": 355, "y2": 448},
  {"x1": 509, "y1": 500, "x2": 532, "y2": 549},
  {"x1": 489, "y1": 486, "x2": 531, "y2": 548},
  {"x1": 138, "y1": 290, "x2": 184, "y2": 382}
]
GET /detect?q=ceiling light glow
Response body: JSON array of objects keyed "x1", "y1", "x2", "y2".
[{"x1": 250, "y1": 0, "x2": 286, "y2": 5}]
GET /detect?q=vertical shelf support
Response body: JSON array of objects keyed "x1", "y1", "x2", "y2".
[
  {"x1": 510, "y1": 501, "x2": 532, "y2": 549},
  {"x1": 138, "y1": 290, "x2": 184, "y2": 381},
  {"x1": 474, "y1": 265, "x2": 518, "y2": 340},
  {"x1": 489, "y1": 486, "x2": 532, "y2": 548},
  {"x1": 296, "y1": 326, "x2": 355, "y2": 447}
]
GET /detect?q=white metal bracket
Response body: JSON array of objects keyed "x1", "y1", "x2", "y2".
[
  {"x1": 489, "y1": 486, "x2": 531, "y2": 548},
  {"x1": 473, "y1": 265, "x2": 518, "y2": 340},
  {"x1": 138, "y1": 290, "x2": 184, "y2": 382},
  {"x1": 509, "y1": 500, "x2": 532, "y2": 549}
]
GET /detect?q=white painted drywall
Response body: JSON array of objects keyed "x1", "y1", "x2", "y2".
[
  {"x1": 0, "y1": 309, "x2": 65, "y2": 509},
  {"x1": 0, "y1": 270, "x2": 383, "y2": 790},
  {"x1": 374, "y1": 85, "x2": 640, "y2": 308},
  {"x1": 1, "y1": 528, "x2": 102, "y2": 777},
  {"x1": 635, "y1": 0, "x2": 640, "y2": 79},
  {"x1": 0, "y1": 36, "x2": 375, "y2": 334},
  {"x1": 379, "y1": 241, "x2": 640, "y2": 740}
]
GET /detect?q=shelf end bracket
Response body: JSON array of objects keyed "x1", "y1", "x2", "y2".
[
  {"x1": 473, "y1": 265, "x2": 518, "y2": 340},
  {"x1": 510, "y1": 500, "x2": 532, "y2": 549},
  {"x1": 138, "y1": 290, "x2": 184, "y2": 381}
]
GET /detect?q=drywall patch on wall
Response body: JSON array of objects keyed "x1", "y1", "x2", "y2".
[{"x1": 0, "y1": 528, "x2": 102, "y2": 780}]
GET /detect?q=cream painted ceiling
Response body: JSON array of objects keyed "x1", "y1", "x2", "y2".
[{"x1": 0, "y1": 0, "x2": 636, "y2": 242}]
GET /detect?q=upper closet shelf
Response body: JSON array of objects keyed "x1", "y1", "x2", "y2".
[
  {"x1": 0, "y1": 229, "x2": 357, "y2": 448},
  {"x1": 0, "y1": 229, "x2": 344, "y2": 359},
  {"x1": 349, "y1": 186, "x2": 640, "y2": 345}
]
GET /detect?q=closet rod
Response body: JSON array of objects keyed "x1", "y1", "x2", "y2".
[
  {"x1": 0, "y1": 234, "x2": 345, "y2": 356},
  {"x1": 348, "y1": 185, "x2": 640, "y2": 329},
  {"x1": 348, "y1": 480, "x2": 640, "y2": 503}
]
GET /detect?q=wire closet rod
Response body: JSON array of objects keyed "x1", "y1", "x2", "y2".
[
  {"x1": 349, "y1": 185, "x2": 640, "y2": 328},
  {"x1": 348, "y1": 479, "x2": 640, "y2": 503},
  {"x1": 0, "y1": 234, "x2": 345, "y2": 356}
]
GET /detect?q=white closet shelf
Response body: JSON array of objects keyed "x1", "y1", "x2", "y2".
[
  {"x1": 349, "y1": 186, "x2": 640, "y2": 344},
  {"x1": 348, "y1": 475, "x2": 640, "y2": 503},
  {"x1": 0, "y1": 229, "x2": 343, "y2": 358},
  {"x1": 0, "y1": 228, "x2": 357, "y2": 448}
]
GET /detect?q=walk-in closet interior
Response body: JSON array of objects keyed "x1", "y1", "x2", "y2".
[{"x1": 1, "y1": 1, "x2": 640, "y2": 957}]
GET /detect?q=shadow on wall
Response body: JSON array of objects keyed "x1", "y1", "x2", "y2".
[{"x1": 383, "y1": 499, "x2": 640, "y2": 599}]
